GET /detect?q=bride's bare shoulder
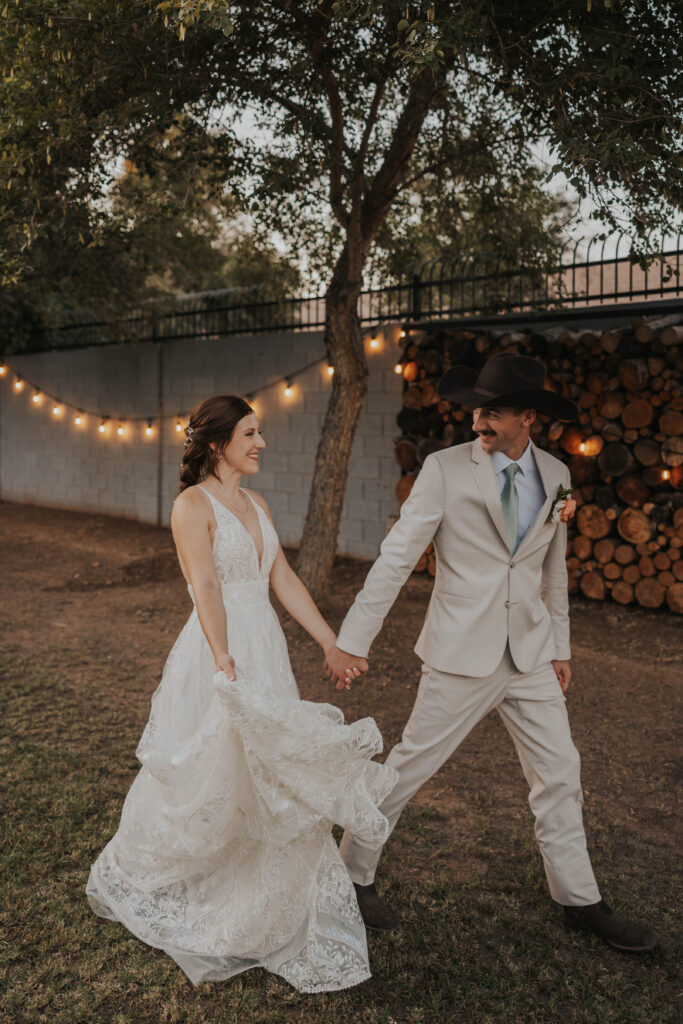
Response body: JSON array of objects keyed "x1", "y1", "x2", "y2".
[{"x1": 172, "y1": 485, "x2": 211, "y2": 524}]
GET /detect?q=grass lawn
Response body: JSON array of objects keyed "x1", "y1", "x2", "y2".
[{"x1": 1, "y1": 501, "x2": 680, "y2": 1023}]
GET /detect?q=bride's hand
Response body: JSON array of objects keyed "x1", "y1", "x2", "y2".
[{"x1": 215, "y1": 653, "x2": 237, "y2": 681}]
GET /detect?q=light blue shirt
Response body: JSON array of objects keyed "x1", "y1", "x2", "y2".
[{"x1": 491, "y1": 442, "x2": 546, "y2": 550}]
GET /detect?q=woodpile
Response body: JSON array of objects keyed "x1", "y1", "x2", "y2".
[{"x1": 392, "y1": 314, "x2": 683, "y2": 614}]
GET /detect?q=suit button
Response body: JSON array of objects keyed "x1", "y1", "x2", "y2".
[
  {"x1": 504, "y1": 600, "x2": 511, "y2": 608},
  {"x1": 509, "y1": 561, "x2": 516, "y2": 568}
]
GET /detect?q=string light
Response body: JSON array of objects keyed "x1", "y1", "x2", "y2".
[
  {"x1": 394, "y1": 363, "x2": 403, "y2": 375},
  {"x1": 0, "y1": 327, "x2": 390, "y2": 443}
]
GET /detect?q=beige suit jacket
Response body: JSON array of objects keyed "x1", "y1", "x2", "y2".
[{"x1": 336, "y1": 438, "x2": 572, "y2": 677}]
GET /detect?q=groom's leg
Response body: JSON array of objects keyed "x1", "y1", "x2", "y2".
[
  {"x1": 340, "y1": 650, "x2": 515, "y2": 886},
  {"x1": 496, "y1": 663, "x2": 601, "y2": 907}
]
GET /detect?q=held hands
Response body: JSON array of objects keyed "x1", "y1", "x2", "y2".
[
  {"x1": 215, "y1": 653, "x2": 237, "y2": 681},
  {"x1": 551, "y1": 659, "x2": 571, "y2": 693},
  {"x1": 324, "y1": 644, "x2": 369, "y2": 691}
]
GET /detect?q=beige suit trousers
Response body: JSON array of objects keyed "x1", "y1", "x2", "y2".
[{"x1": 340, "y1": 647, "x2": 601, "y2": 907}]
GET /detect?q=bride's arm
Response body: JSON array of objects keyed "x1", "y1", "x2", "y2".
[
  {"x1": 249, "y1": 492, "x2": 336, "y2": 654},
  {"x1": 270, "y1": 545, "x2": 337, "y2": 653},
  {"x1": 171, "y1": 490, "x2": 236, "y2": 679}
]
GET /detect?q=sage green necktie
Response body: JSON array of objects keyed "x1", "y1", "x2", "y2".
[{"x1": 501, "y1": 463, "x2": 520, "y2": 551}]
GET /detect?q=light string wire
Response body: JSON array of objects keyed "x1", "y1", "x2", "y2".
[{"x1": 0, "y1": 323, "x2": 403, "y2": 434}]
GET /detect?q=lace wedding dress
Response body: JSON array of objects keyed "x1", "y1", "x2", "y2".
[{"x1": 87, "y1": 486, "x2": 397, "y2": 992}]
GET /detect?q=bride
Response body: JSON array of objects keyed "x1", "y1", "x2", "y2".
[{"x1": 86, "y1": 395, "x2": 397, "y2": 993}]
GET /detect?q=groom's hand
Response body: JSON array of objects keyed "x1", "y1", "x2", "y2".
[
  {"x1": 551, "y1": 659, "x2": 571, "y2": 693},
  {"x1": 325, "y1": 645, "x2": 369, "y2": 691}
]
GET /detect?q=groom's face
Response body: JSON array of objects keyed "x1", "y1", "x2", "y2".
[{"x1": 472, "y1": 406, "x2": 536, "y2": 459}]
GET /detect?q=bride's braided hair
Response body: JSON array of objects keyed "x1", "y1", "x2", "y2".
[{"x1": 178, "y1": 395, "x2": 254, "y2": 493}]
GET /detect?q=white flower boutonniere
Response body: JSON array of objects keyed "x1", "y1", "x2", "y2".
[{"x1": 547, "y1": 484, "x2": 576, "y2": 525}]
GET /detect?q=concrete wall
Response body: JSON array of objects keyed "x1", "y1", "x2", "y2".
[{"x1": 0, "y1": 327, "x2": 404, "y2": 559}]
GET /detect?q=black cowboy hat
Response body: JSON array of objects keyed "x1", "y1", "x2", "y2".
[{"x1": 438, "y1": 351, "x2": 578, "y2": 421}]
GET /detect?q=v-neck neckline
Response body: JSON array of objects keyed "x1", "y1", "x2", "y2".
[{"x1": 198, "y1": 485, "x2": 265, "y2": 573}]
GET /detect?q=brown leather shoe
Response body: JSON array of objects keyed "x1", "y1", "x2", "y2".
[
  {"x1": 353, "y1": 883, "x2": 400, "y2": 932},
  {"x1": 564, "y1": 900, "x2": 658, "y2": 952}
]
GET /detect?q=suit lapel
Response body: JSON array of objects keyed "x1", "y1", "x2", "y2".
[
  {"x1": 470, "y1": 438, "x2": 510, "y2": 550},
  {"x1": 515, "y1": 441, "x2": 559, "y2": 557}
]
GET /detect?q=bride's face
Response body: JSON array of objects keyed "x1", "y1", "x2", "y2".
[{"x1": 219, "y1": 413, "x2": 266, "y2": 476}]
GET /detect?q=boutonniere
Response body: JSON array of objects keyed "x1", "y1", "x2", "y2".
[{"x1": 547, "y1": 485, "x2": 576, "y2": 524}]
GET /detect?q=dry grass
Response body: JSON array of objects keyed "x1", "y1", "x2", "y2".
[{"x1": 0, "y1": 500, "x2": 681, "y2": 1023}]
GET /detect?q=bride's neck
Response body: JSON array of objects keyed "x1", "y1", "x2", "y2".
[{"x1": 213, "y1": 466, "x2": 243, "y2": 501}]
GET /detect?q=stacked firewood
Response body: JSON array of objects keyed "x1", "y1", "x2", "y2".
[{"x1": 393, "y1": 314, "x2": 683, "y2": 614}]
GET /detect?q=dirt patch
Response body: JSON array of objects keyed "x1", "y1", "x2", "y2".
[
  {"x1": 45, "y1": 552, "x2": 181, "y2": 592},
  {"x1": 1, "y1": 498, "x2": 681, "y2": 1023},
  {"x1": 1, "y1": 498, "x2": 681, "y2": 869}
]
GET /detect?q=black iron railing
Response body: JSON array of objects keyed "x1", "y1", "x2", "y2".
[{"x1": 31, "y1": 232, "x2": 683, "y2": 351}]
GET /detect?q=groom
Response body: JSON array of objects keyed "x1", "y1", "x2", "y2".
[{"x1": 325, "y1": 351, "x2": 657, "y2": 953}]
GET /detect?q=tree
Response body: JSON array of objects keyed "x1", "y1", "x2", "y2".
[
  {"x1": 162, "y1": 0, "x2": 681, "y2": 598},
  {"x1": 1, "y1": 98, "x2": 298, "y2": 345},
  {"x1": 2, "y1": 1, "x2": 680, "y2": 597}
]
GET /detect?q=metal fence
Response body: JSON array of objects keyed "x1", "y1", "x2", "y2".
[{"x1": 33, "y1": 232, "x2": 683, "y2": 351}]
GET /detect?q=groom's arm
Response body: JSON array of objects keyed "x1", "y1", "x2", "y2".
[{"x1": 334, "y1": 453, "x2": 446, "y2": 663}]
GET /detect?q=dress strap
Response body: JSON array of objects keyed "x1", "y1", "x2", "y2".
[
  {"x1": 196, "y1": 485, "x2": 223, "y2": 522},
  {"x1": 196, "y1": 484, "x2": 218, "y2": 509}
]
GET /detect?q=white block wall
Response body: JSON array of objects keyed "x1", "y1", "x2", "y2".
[{"x1": 0, "y1": 327, "x2": 404, "y2": 559}]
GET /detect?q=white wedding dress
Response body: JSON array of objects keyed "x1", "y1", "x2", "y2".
[{"x1": 87, "y1": 486, "x2": 397, "y2": 992}]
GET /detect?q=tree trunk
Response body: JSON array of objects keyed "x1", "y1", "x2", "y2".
[
  {"x1": 294, "y1": 68, "x2": 444, "y2": 600},
  {"x1": 296, "y1": 252, "x2": 368, "y2": 601}
]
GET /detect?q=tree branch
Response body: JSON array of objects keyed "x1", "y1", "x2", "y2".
[
  {"x1": 358, "y1": 76, "x2": 387, "y2": 166},
  {"x1": 269, "y1": 0, "x2": 350, "y2": 227},
  {"x1": 361, "y1": 69, "x2": 445, "y2": 245}
]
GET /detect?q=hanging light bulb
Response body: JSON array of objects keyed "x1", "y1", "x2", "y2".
[
  {"x1": 74, "y1": 412, "x2": 84, "y2": 427},
  {"x1": 399, "y1": 329, "x2": 406, "y2": 339},
  {"x1": 175, "y1": 418, "x2": 183, "y2": 433},
  {"x1": 0, "y1": 364, "x2": 7, "y2": 376},
  {"x1": 13, "y1": 377, "x2": 24, "y2": 392},
  {"x1": 284, "y1": 379, "x2": 294, "y2": 397},
  {"x1": 52, "y1": 403, "x2": 63, "y2": 417},
  {"x1": 368, "y1": 336, "x2": 380, "y2": 350},
  {"x1": 98, "y1": 419, "x2": 107, "y2": 434},
  {"x1": 579, "y1": 442, "x2": 586, "y2": 453},
  {"x1": 145, "y1": 422, "x2": 154, "y2": 438},
  {"x1": 327, "y1": 365, "x2": 334, "y2": 376},
  {"x1": 662, "y1": 468, "x2": 671, "y2": 481},
  {"x1": 116, "y1": 423, "x2": 125, "y2": 437},
  {"x1": 32, "y1": 391, "x2": 43, "y2": 404},
  {"x1": 394, "y1": 363, "x2": 403, "y2": 375}
]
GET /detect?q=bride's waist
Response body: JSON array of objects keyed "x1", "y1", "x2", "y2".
[{"x1": 188, "y1": 579, "x2": 270, "y2": 606}]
